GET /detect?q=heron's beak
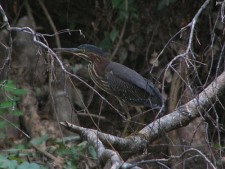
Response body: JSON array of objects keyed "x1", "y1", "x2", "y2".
[
  {"x1": 54, "y1": 47, "x2": 92, "y2": 62},
  {"x1": 54, "y1": 48, "x2": 80, "y2": 54}
]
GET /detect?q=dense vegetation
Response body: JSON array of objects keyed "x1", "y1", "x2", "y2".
[{"x1": 0, "y1": 0, "x2": 225, "y2": 168}]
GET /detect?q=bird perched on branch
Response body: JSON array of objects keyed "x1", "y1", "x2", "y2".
[{"x1": 55, "y1": 44, "x2": 164, "y2": 135}]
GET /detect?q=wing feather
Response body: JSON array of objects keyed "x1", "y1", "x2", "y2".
[{"x1": 105, "y1": 62, "x2": 163, "y2": 107}]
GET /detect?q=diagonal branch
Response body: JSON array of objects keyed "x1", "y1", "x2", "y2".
[{"x1": 61, "y1": 70, "x2": 225, "y2": 154}]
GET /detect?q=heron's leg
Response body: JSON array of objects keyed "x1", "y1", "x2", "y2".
[{"x1": 121, "y1": 104, "x2": 131, "y2": 137}]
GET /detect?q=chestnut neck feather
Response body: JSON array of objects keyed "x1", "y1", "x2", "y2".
[{"x1": 92, "y1": 55, "x2": 110, "y2": 77}]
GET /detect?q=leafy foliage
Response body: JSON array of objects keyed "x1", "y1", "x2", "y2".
[
  {"x1": 0, "y1": 0, "x2": 224, "y2": 168},
  {"x1": 1, "y1": 134, "x2": 96, "y2": 169},
  {"x1": 100, "y1": 0, "x2": 138, "y2": 50},
  {"x1": 54, "y1": 141, "x2": 96, "y2": 168},
  {"x1": 0, "y1": 80, "x2": 26, "y2": 139},
  {"x1": 0, "y1": 155, "x2": 42, "y2": 169}
]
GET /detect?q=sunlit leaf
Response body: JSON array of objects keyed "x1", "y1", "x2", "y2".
[{"x1": 0, "y1": 101, "x2": 15, "y2": 109}]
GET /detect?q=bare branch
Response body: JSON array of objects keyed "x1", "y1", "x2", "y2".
[{"x1": 61, "y1": 70, "x2": 225, "y2": 153}]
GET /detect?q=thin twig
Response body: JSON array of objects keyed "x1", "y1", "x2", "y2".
[
  {"x1": 0, "y1": 115, "x2": 30, "y2": 138},
  {"x1": 37, "y1": 0, "x2": 61, "y2": 48},
  {"x1": 111, "y1": 0, "x2": 128, "y2": 59}
]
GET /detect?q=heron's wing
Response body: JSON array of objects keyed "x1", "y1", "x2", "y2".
[
  {"x1": 105, "y1": 62, "x2": 163, "y2": 106},
  {"x1": 105, "y1": 70, "x2": 150, "y2": 105},
  {"x1": 106, "y1": 62, "x2": 145, "y2": 87}
]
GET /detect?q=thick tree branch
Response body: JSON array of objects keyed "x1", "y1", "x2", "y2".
[
  {"x1": 60, "y1": 70, "x2": 225, "y2": 168},
  {"x1": 61, "y1": 70, "x2": 225, "y2": 153}
]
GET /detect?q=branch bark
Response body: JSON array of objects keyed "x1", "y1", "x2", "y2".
[{"x1": 60, "y1": 70, "x2": 225, "y2": 154}]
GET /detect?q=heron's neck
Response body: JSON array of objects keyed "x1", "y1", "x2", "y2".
[{"x1": 92, "y1": 58, "x2": 110, "y2": 76}]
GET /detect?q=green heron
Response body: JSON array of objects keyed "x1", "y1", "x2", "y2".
[{"x1": 55, "y1": 44, "x2": 164, "y2": 134}]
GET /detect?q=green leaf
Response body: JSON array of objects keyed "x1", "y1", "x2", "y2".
[
  {"x1": 3, "y1": 80, "x2": 16, "y2": 92},
  {"x1": 77, "y1": 141, "x2": 87, "y2": 149},
  {"x1": 10, "y1": 110, "x2": 23, "y2": 116},
  {"x1": 30, "y1": 135, "x2": 49, "y2": 146},
  {"x1": 0, "y1": 156, "x2": 17, "y2": 169},
  {"x1": 0, "y1": 101, "x2": 15, "y2": 109},
  {"x1": 17, "y1": 161, "x2": 40, "y2": 169},
  {"x1": 3, "y1": 80, "x2": 26, "y2": 96},
  {"x1": 56, "y1": 142, "x2": 87, "y2": 161},
  {"x1": 88, "y1": 146, "x2": 97, "y2": 160},
  {"x1": 110, "y1": 30, "x2": 119, "y2": 42},
  {"x1": 0, "y1": 120, "x2": 7, "y2": 128},
  {"x1": 100, "y1": 32, "x2": 112, "y2": 51},
  {"x1": 8, "y1": 156, "x2": 23, "y2": 164},
  {"x1": 11, "y1": 88, "x2": 27, "y2": 96},
  {"x1": 112, "y1": 0, "x2": 123, "y2": 9}
]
